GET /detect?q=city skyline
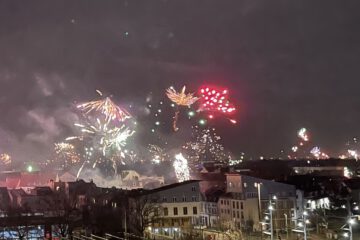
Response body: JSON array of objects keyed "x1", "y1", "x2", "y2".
[{"x1": 1, "y1": 1, "x2": 360, "y2": 162}]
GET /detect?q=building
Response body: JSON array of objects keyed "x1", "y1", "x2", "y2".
[
  {"x1": 147, "y1": 180, "x2": 220, "y2": 238},
  {"x1": 220, "y1": 173, "x2": 297, "y2": 233}
]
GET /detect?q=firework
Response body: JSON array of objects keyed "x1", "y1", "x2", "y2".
[
  {"x1": 183, "y1": 126, "x2": 230, "y2": 170},
  {"x1": 77, "y1": 91, "x2": 131, "y2": 123},
  {"x1": 291, "y1": 146, "x2": 298, "y2": 153},
  {"x1": 54, "y1": 142, "x2": 80, "y2": 167},
  {"x1": 0, "y1": 153, "x2": 11, "y2": 165},
  {"x1": 298, "y1": 128, "x2": 309, "y2": 142},
  {"x1": 310, "y1": 147, "x2": 321, "y2": 158},
  {"x1": 148, "y1": 144, "x2": 169, "y2": 164},
  {"x1": 310, "y1": 146, "x2": 329, "y2": 159},
  {"x1": 198, "y1": 87, "x2": 236, "y2": 122},
  {"x1": 166, "y1": 86, "x2": 198, "y2": 107},
  {"x1": 173, "y1": 153, "x2": 190, "y2": 182},
  {"x1": 72, "y1": 118, "x2": 135, "y2": 174},
  {"x1": 166, "y1": 86, "x2": 198, "y2": 131},
  {"x1": 69, "y1": 92, "x2": 135, "y2": 177},
  {"x1": 348, "y1": 150, "x2": 358, "y2": 160}
]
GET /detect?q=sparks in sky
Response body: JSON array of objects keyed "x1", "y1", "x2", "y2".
[
  {"x1": 72, "y1": 118, "x2": 135, "y2": 173},
  {"x1": 70, "y1": 91, "x2": 136, "y2": 177},
  {"x1": 166, "y1": 86, "x2": 198, "y2": 132},
  {"x1": 173, "y1": 153, "x2": 190, "y2": 182},
  {"x1": 298, "y1": 128, "x2": 309, "y2": 142},
  {"x1": 0, "y1": 153, "x2": 11, "y2": 166},
  {"x1": 291, "y1": 146, "x2": 298, "y2": 153},
  {"x1": 198, "y1": 86, "x2": 236, "y2": 123},
  {"x1": 148, "y1": 144, "x2": 169, "y2": 164},
  {"x1": 77, "y1": 90, "x2": 131, "y2": 123},
  {"x1": 166, "y1": 86, "x2": 198, "y2": 107},
  {"x1": 183, "y1": 126, "x2": 230, "y2": 170},
  {"x1": 348, "y1": 149, "x2": 358, "y2": 160},
  {"x1": 53, "y1": 142, "x2": 80, "y2": 168}
]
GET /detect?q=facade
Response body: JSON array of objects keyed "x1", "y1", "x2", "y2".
[
  {"x1": 221, "y1": 174, "x2": 297, "y2": 232},
  {"x1": 148, "y1": 180, "x2": 219, "y2": 237}
]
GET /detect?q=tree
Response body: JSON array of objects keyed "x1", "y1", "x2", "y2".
[
  {"x1": 5, "y1": 206, "x2": 32, "y2": 240},
  {"x1": 129, "y1": 193, "x2": 162, "y2": 236},
  {"x1": 52, "y1": 191, "x2": 83, "y2": 238}
]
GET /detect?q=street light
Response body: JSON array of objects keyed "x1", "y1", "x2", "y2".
[
  {"x1": 269, "y1": 204, "x2": 274, "y2": 240},
  {"x1": 255, "y1": 182, "x2": 262, "y2": 222},
  {"x1": 284, "y1": 213, "x2": 288, "y2": 239},
  {"x1": 348, "y1": 218, "x2": 356, "y2": 240},
  {"x1": 303, "y1": 211, "x2": 308, "y2": 240}
]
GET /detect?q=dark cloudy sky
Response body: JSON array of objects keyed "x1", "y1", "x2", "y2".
[{"x1": 1, "y1": 0, "x2": 360, "y2": 162}]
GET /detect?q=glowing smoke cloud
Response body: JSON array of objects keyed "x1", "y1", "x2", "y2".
[{"x1": 173, "y1": 153, "x2": 190, "y2": 182}]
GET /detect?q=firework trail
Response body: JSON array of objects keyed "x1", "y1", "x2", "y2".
[
  {"x1": 173, "y1": 153, "x2": 190, "y2": 182},
  {"x1": 77, "y1": 160, "x2": 87, "y2": 179},
  {"x1": 166, "y1": 86, "x2": 198, "y2": 131}
]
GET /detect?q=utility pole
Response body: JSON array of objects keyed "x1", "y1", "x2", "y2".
[
  {"x1": 303, "y1": 211, "x2": 308, "y2": 240},
  {"x1": 124, "y1": 208, "x2": 127, "y2": 240},
  {"x1": 284, "y1": 213, "x2": 288, "y2": 240},
  {"x1": 269, "y1": 205, "x2": 274, "y2": 240}
]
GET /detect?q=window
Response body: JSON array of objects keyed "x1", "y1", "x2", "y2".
[
  {"x1": 164, "y1": 208, "x2": 168, "y2": 216},
  {"x1": 227, "y1": 200, "x2": 229, "y2": 205},
  {"x1": 241, "y1": 202, "x2": 243, "y2": 209},
  {"x1": 173, "y1": 197, "x2": 177, "y2": 202},
  {"x1": 220, "y1": 200, "x2": 223, "y2": 204},
  {"x1": 243, "y1": 182, "x2": 247, "y2": 188},
  {"x1": 182, "y1": 196, "x2": 187, "y2": 202},
  {"x1": 237, "y1": 211, "x2": 240, "y2": 218},
  {"x1": 162, "y1": 197, "x2": 167, "y2": 202},
  {"x1": 183, "y1": 207, "x2": 188, "y2": 215},
  {"x1": 193, "y1": 206, "x2": 198, "y2": 215},
  {"x1": 232, "y1": 201, "x2": 235, "y2": 208},
  {"x1": 174, "y1": 207, "x2": 178, "y2": 215},
  {"x1": 192, "y1": 186, "x2": 196, "y2": 192},
  {"x1": 233, "y1": 211, "x2": 235, "y2": 218},
  {"x1": 241, "y1": 212, "x2": 244, "y2": 219},
  {"x1": 221, "y1": 209, "x2": 223, "y2": 213},
  {"x1": 236, "y1": 202, "x2": 239, "y2": 209},
  {"x1": 192, "y1": 196, "x2": 197, "y2": 201}
]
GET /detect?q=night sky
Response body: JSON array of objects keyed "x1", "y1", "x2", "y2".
[{"x1": 1, "y1": 0, "x2": 360, "y2": 162}]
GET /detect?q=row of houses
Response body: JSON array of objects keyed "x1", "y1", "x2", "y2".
[{"x1": 2, "y1": 169, "x2": 356, "y2": 239}]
